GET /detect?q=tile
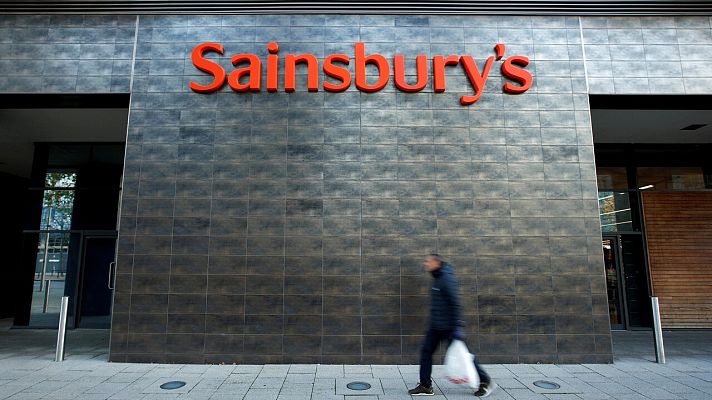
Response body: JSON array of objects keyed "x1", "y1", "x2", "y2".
[{"x1": 7, "y1": 14, "x2": 692, "y2": 365}]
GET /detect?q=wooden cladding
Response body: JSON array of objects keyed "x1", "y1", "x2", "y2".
[{"x1": 642, "y1": 192, "x2": 712, "y2": 328}]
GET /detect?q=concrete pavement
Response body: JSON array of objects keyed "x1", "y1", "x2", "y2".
[{"x1": 1, "y1": 320, "x2": 711, "y2": 400}]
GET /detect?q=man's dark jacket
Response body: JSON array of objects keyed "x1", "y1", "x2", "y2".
[{"x1": 429, "y1": 262, "x2": 465, "y2": 330}]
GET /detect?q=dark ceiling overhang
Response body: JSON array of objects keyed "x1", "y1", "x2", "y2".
[{"x1": 2, "y1": 0, "x2": 712, "y2": 15}]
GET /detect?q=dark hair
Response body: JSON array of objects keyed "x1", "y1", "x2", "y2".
[{"x1": 427, "y1": 253, "x2": 445, "y2": 265}]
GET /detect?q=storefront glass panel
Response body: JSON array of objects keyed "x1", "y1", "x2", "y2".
[
  {"x1": 602, "y1": 238, "x2": 625, "y2": 329},
  {"x1": 599, "y1": 191, "x2": 633, "y2": 232},
  {"x1": 597, "y1": 166, "x2": 629, "y2": 190},
  {"x1": 637, "y1": 167, "x2": 706, "y2": 191},
  {"x1": 29, "y1": 171, "x2": 77, "y2": 327}
]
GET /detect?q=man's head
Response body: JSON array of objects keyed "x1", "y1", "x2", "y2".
[{"x1": 424, "y1": 254, "x2": 445, "y2": 272}]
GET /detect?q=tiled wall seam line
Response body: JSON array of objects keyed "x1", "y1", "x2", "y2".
[
  {"x1": 108, "y1": 14, "x2": 140, "y2": 360},
  {"x1": 578, "y1": 16, "x2": 590, "y2": 94}
]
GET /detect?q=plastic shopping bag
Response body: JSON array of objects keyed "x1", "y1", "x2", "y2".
[{"x1": 444, "y1": 339, "x2": 480, "y2": 389}]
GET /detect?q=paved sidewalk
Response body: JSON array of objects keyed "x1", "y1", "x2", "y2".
[
  {"x1": 2, "y1": 356, "x2": 712, "y2": 400},
  {"x1": 1, "y1": 321, "x2": 711, "y2": 400}
]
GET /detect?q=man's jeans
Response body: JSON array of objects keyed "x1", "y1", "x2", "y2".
[{"x1": 419, "y1": 328, "x2": 490, "y2": 388}]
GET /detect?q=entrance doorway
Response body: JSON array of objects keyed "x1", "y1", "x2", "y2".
[
  {"x1": 602, "y1": 234, "x2": 652, "y2": 330},
  {"x1": 0, "y1": 94, "x2": 129, "y2": 331},
  {"x1": 78, "y1": 235, "x2": 116, "y2": 329},
  {"x1": 20, "y1": 145, "x2": 124, "y2": 329},
  {"x1": 619, "y1": 235, "x2": 651, "y2": 328},
  {"x1": 19, "y1": 144, "x2": 125, "y2": 329},
  {"x1": 26, "y1": 230, "x2": 118, "y2": 329},
  {"x1": 602, "y1": 237, "x2": 625, "y2": 330},
  {"x1": 591, "y1": 95, "x2": 712, "y2": 331}
]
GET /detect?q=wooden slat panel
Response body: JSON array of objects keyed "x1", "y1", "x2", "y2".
[{"x1": 642, "y1": 192, "x2": 712, "y2": 329}]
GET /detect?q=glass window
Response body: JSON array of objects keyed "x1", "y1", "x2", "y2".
[
  {"x1": 597, "y1": 167, "x2": 628, "y2": 190},
  {"x1": 637, "y1": 167, "x2": 706, "y2": 191},
  {"x1": 32, "y1": 232, "x2": 72, "y2": 313},
  {"x1": 599, "y1": 191, "x2": 633, "y2": 232},
  {"x1": 40, "y1": 171, "x2": 76, "y2": 230},
  {"x1": 602, "y1": 239, "x2": 624, "y2": 328},
  {"x1": 30, "y1": 171, "x2": 77, "y2": 326},
  {"x1": 44, "y1": 171, "x2": 76, "y2": 188}
]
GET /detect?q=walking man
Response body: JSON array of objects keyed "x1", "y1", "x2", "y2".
[{"x1": 408, "y1": 254, "x2": 497, "y2": 397}]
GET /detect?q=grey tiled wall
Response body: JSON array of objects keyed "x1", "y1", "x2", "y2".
[
  {"x1": 109, "y1": 14, "x2": 611, "y2": 364},
  {"x1": 0, "y1": 15, "x2": 135, "y2": 93},
  {"x1": 582, "y1": 16, "x2": 712, "y2": 94},
  {"x1": 4, "y1": 13, "x2": 710, "y2": 365}
]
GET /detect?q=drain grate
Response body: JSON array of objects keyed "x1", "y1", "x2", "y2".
[
  {"x1": 160, "y1": 381, "x2": 187, "y2": 390},
  {"x1": 533, "y1": 380, "x2": 561, "y2": 390},
  {"x1": 346, "y1": 381, "x2": 372, "y2": 391},
  {"x1": 336, "y1": 378, "x2": 382, "y2": 395}
]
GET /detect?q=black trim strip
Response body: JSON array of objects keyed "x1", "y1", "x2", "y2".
[
  {"x1": 595, "y1": 143, "x2": 712, "y2": 167},
  {"x1": 1, "y1": 1, "x2": 712, "y2": 15},
  {"x1": 590, "y1": 95, "x2": 712, "y2": 110},
  {"x1": 0, "y1": 93, "x2": 130, "y2": 109}
]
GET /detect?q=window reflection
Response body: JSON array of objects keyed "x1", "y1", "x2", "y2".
[
  {"x1": 599, "y1": 191, "x2": 633, "y2": 232},
  {"x1": 40, "y1": 172, "x2": 76, "y2": 230},
  {"x1": 597, "y1": 167, "x2": 628, "y2": 190},
  {"x1": 32, "y1": 232, "x2": 71, "y2": 318},
  {"x1": 637, "y1": 167, "x2": 705, "y2": 191},
  {"x1": 602, "y1": 239, "x2": 623, "y2": 327},
  {"x1": 44, "y1": 171, "x2": 76, "y2": 188},
  {"x1": 30, "y1": 171, "x2": 76, "y2": 326}
]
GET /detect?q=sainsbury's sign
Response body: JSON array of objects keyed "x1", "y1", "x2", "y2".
[{"x1": 190, "y1": 42, "x2": 532, "y2": 106}]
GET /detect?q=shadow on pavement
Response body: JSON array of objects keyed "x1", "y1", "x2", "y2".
[
  {"x1": 0, "y1": 318, "x2": 109, "y2": 361},
  {"x1": 613, "y1": 329, "x2": 712, "y2": 361}
]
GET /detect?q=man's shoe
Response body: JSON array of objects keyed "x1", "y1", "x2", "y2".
[
  {"x1": 474, "y1": 379, "x2": 497, "y2": 397},
  {"x1": 408, "y1": 383, "x2": 434, "y2": 396}
]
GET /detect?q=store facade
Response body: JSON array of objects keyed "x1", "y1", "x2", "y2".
[{"x1": 1, "y1": 3, "x2": 712, "y2": 364}]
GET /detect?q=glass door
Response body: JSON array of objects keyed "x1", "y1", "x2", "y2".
[
  {"x1": 77, "y1": 235, "x2": 116, "y2": 329},
  {"x1": 18, "y1": 145, "x2": 124, "y2": 329},
  {"x1": 602, "y1": 236, "x2": 626, "y2": 330},
  {"x1": 29, "y1": 231, "x2": 77, "y2": 327},
  {"x1": 619, "y1": 234, "x2": 652, "y2": 328}
]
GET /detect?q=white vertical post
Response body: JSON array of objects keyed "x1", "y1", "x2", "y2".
[
  {"x1": 651, "y1": 296, "x2": 666, "y2": 364},
  {"x1": 55, "y1": 296, "x2": 69, "y2": 362}
]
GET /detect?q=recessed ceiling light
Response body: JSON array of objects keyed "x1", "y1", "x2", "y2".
[{"x1": 681, "y1": 124, "x2": 707, "y2": 130}]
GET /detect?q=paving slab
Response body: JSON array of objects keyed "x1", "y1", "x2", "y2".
[{"x1": 1, "y1": 322, "x2": 712, "y2": 399}]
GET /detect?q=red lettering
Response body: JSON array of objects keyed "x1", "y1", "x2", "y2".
[
  {"x1": 285, "y1": 53, "x2": 319, "y2": 92},
  {"x1": 495, "y1": 43, "x2": 506, "y2": 60},
  {"x1": 354, "y1": 42, "x2": 389, "y2": 92},
  {"x1": 459, "y1": 55, "x2": 495, "y2": 106},
  {"x1": 267, "y1": 42, "x2": 279, "y2": 92},
  {"x1": 228, "y1": 54, "x2": 261, "y2": 92},
  {"x1": 187, "y1": 41, "x2": 533, "y2": 105},
  {"x1": 432, "y1": 55, "x2": 460, "y2": 92},
  {"x1": 394, "y1": 54, "x2": 428, "y2": 93},
  {"x1": 501, "y1": 55, "x2": 533, "y2": 94},
  {"x1": 190, "y1": 42, "x2": 226, "y2": 93},
  {"x1": 323, "y1": 54, "x2": 351, "y2": 92}
]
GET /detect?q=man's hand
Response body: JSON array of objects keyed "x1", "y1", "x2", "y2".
[{"x1": 452, "y1": 327, "x2": 466, "y2": 341}]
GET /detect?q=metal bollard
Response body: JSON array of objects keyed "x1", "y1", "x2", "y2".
[
  {"x1": 55, "y1": 296, "x2": 69, "y2": 362},
  {"x1": 651, "y1": 296, "x2": 666, "y2": 364}
]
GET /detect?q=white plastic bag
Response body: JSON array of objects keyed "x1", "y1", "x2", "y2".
[{"x1": 444, "y1": 339, "x2": 480, "y2": 389}]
